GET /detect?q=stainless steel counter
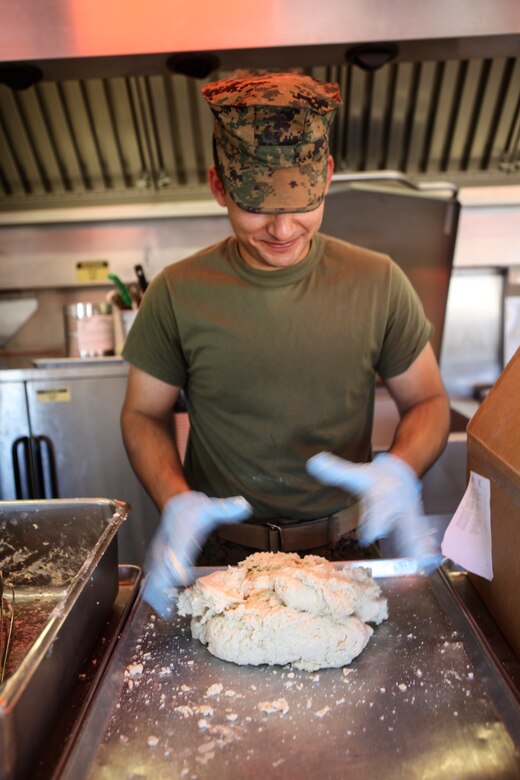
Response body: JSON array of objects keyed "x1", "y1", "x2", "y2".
[
  {"x1": 59, "y1": 562, "x2": 520, "y2": 780},
  {"x1": 0, "y1": 356, "x2": 129, "y2": 383}
]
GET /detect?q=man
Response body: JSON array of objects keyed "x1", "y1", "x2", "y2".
[{"x1": 121, "y1": 71, "x2": 450, "y2": 617}]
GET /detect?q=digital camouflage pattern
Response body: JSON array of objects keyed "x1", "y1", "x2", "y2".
[{"x1": 202, "y1": 71, "x2": 342, "y2": 213}]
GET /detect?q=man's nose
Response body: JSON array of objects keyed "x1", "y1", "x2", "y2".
[{"x1": 267, "y1": 214, "x2": 296, "y2": 240}]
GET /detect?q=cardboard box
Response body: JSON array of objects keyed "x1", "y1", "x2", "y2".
[{"x1": 467, "y1": 347, "x2": 520, "y2": 660}]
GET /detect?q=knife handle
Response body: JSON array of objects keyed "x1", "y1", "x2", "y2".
[{"x1": 134, "y1": 264, "x2": 149, "y2": 293}]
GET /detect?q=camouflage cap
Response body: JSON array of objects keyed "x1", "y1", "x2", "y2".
[{"x1": 202, "y1": 71, "x2": 341, "y2": 213}]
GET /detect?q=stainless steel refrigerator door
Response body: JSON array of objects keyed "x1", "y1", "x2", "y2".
[
  {"x1": 0, "y1": 381, "x2": 31, "y2": 499},
  {"x1": 25, "y1": 375, "x2": 160, "y2": 564}
]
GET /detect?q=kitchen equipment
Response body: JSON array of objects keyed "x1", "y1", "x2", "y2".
[
  {"x1": 0, "y1": 498, "x2": 129, "y2": 780},
  {"x1": 134, "y1": 264, "x2": 149, "y2": 293},
  {"x1": 31, "y1": 356, "x2": 125, "y2": 368},
  {"x1": 64, "y1": 302, "x2": 115, "y2": 358},
  {"x1": 320, "y1": 181, "x2": 459, "y2": 361},
  {"x1": 119, "y1": 309, "x2": 137, "y2": 337},
  {"x1": 106, "y1": 276, "x2": 140, "y2": 353},
  {"x1": 117, "y1": 309, "x2": 138, "y2": 355},
  {"x1": 108, "y1": 274, "x2": 133, "y2": 309},
  {"x1": 60, "y1": 560, "x2": 520, "y2": 779},
  {"x1": 0, "y1": 573, "x2": 14, "y2": 685},
  {"x1": 1, "y1": 1, "x2": 518, "y2": 215},
  {"x1": 0, "y1": 364, "x2": 162, "y2": 564},
  {"x1": 34, "y1": 565, "x2": 142, "y2": 780},
  {"x1": 0, "y1": 299, "x2": 37, "y2": 349}
]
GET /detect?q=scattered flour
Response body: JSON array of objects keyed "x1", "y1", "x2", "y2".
[
  {"x1": 315, "y1": 706, "x2": 331, "y2": 718},
  {"x1": 178, "y1": 552, "x2": 388, "y2": 671},
  {"x1": 257, "y1": 698, "x2": 289, "y2": 715},
  {"x1": 206, "y1": 683, "x2": 223, "y2": 697},
  {"x1": 124, "y1": 663, "x2": 143, "y2": 677}
]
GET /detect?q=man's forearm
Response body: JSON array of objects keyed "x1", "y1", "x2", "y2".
[
  {"x1": 121, "y1": 409, "x2": 190, "y2": 510},
  {"x1": 388, "y1": 393, "x2": 450, "y2": 478}
]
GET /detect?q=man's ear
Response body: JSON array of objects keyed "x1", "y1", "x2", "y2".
[
  {"x1": 208, "y1": 165, "x2": 226, "y2": 207},
  {"x1": 324, "y1": 155, "x2": 334, "y2": 195}
]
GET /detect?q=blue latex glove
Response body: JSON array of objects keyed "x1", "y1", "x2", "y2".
[
  {"x1": 306, "y1": 451, "x2": 442, "y2": 575},
  {"x1": 142, "y1": 491, "x2": 252, "y2": 618}
]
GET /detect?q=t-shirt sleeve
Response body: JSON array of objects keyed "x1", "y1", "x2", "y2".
[
  {"x1": 375, "y1": 260, "x2": 433, "y2": 379},
  {"x1": 122, "y1": 272, "x2": 187, "y2": 387}
]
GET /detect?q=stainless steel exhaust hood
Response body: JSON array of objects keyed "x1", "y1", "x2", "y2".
[
  {"x1": 0, "y1": 0, "x2": 519, "y2": 215},
  {"x1": 2, "y1": 0, "x2": 519, "y2": 67}
]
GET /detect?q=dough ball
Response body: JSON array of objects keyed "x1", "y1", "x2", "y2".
[{"x1": 178, "y1": 552, "x2": 388, "y2": 672}]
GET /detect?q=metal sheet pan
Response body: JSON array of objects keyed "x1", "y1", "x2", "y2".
[
  {"x1": 0, "y1": 498, "x2": 129, "y2": 780},
  {"x1": 60, "y1": 561, "x2": 520, "y2": 779},
  {"x1": 33, "y1": 565, "x2": 142, "y2": 780}
]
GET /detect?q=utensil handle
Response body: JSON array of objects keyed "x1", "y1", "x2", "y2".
[
  {"x1": 134, "y1": 264, "x2": 149, "y2": 293},
  {"x1": 108, "y1": 274, "x2": 133, "y2": 308}
]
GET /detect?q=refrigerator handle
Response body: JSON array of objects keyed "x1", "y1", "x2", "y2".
[
  {"x1": 33, "y1": 436, "x2": 45, "y2": 498},
  {"x1": 11, "y1": 436, "x2": 36, "y2": 499},
  {"x1": 34, "y1": 435, "x2": 59, "y2": 499}
]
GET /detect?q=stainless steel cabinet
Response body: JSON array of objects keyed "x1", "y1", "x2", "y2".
[{"x1": 0, "y1": 372, "x2": 160, "y2": 565}]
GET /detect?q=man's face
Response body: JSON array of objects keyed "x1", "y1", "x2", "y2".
[{"x1": 209, "y1": 157, "x2": 334, "y2": 271}]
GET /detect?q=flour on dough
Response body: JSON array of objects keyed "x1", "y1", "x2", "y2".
[{"x1": 177, "y1": 552, "x2": 388, "y2": 671}]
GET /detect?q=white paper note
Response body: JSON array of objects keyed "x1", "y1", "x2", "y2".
[{"x1": 441, "y1": 471, "x2": 493, "y2": 580}]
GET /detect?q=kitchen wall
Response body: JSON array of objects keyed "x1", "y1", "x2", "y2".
[{"x1": 0, "y1": 210, "x2": 231, "y2": 354}]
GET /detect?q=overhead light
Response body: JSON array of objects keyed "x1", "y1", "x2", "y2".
[
  {"x1": 345, "y1": 43, "x2": 399, "y2": 71},
  {"x1": 0, "y1": 64, "x2": 43, "y2": 91},
  {"x1": 166, "y1": 53, "x2": 220, "y2": 79}
]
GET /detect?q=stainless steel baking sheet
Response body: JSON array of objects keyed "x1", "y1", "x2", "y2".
[
  {"x1": 0, "y1": 498, "x2": 129, "y2": 780},
  {"x1": 61, "y1": 561, "x2": 520, "y2": 780}
]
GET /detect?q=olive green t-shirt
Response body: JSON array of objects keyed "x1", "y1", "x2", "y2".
[{"x1": 123, "y1": 233, "x2": 432, "y2": 520}]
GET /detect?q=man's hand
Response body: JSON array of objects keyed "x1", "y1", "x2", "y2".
[
  {"x1": 306, "y1": 451, "x2": 442, "y2": 575},
  {"x1": 142, "y1": 491, "x2": 252, "y2": 618}
]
